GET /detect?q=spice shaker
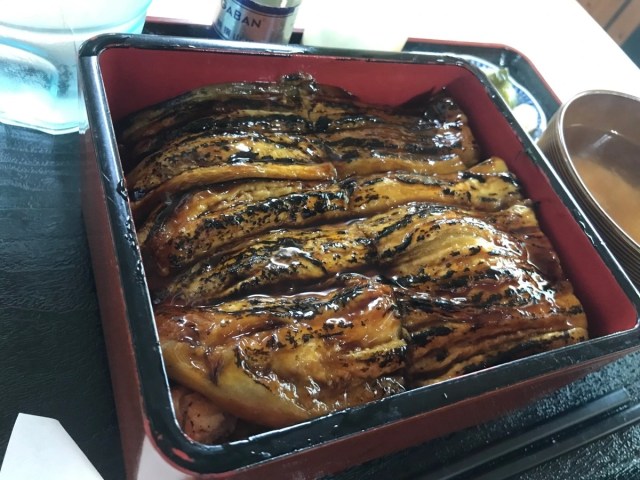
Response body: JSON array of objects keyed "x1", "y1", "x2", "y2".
[{"x1": 213, "y1": 0, "x2": 302, "y2": 44}]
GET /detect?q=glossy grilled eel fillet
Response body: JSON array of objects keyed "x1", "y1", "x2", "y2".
[
  {"x1": 157, "y1": 274, "x2": 406, "y2": 428},
  {"x1": 120, "y1": 75, "x2": 588, "y2": 443},
  {"x1": 122, "y1": 74, "x2": 479, "y2": 219},
  {"x1": 140, "y1": 157, "x2": 522, "y2": 277}
]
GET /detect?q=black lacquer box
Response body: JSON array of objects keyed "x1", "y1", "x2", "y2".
[{"x1": 79, "y1": 34, "x2": 640, "y2": 479}]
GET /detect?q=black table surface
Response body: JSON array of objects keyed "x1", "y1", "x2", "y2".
[{"x1": 1, "y1": 123, "x2": 640, "y2": 480}]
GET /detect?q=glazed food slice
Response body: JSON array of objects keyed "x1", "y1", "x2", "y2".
[
  {"x1": 140, "y1": 157, "x2": 522, "y2": 277},
  {"x1": 156, "y1": 275, "x2": 407, "y2": 428},
  {"x1": 375, "y1": 203, "x2": 588, "y2": 386},
  {"x1": 397, "y1": 286, "x2": 588, "y2": 386},
  {"x1": 312, "y1": 92, "x2": 479, "y2": 176},
  {"x1": 135, "y1": 179, "x2": 327, "y2": 246},
  {"x1": 365, "y1": 203, "x2": 539, "y2": 290},
  {"x1": 321, "y1": 121, "x2": 478, "y2": 178},
  {"x1": 141, "y1": 181, "x2": 348, "y2": 277},
  {"x1": 344, "y1": 158, "x2": 522, "y2": 214},
  {"x1": 123, "y1": 75, "x2": 482, "y2": 218},
  {"x1": 161, "y1": 223, "x2": 374, "y2": 304},
  {"x1": 372, "y1": 202, "x2": 569, "y2": 293},
  {"x1": 119, "y1": 73, "x2": 367, "y2": 165},
  {"x1": 159, "y1": 201, "x2": 533, "y2": 305},
  {"x1": 117, "y1": 74, "x2": 590, "y2": 444},
  {"x1": 118, "y1": 76, "x2": 309, "y2": 163},
  {"x1": 127, "y1": 131, "x2": 328, "y2": 203},
  {"x1": 130, "y1": 162, "x2": 337, "y2": 221}
]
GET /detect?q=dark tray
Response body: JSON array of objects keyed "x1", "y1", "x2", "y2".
[{"x1": 79, "y1": 33, "x2": 640, "y2": 479}]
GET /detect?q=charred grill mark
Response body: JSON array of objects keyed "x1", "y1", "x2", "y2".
[
  {"x1": 179, "y1": 114, "x2": 312, "y2": 137},
  {"x1": 379, "y1": 231, "x2": 414, "y2": 260},
  {"x1": 371, "y1": 204, "x2": 448, "y2": 241},
  {"x1": 321, "y1": 131, "x2": 461, "y2": 161},
  {"x1": 315, "y1": 114, "x2": 385, "y2": 130},
  {"x1": 376, "y1": 175, "x2": 435, "y2": 187},
  {"x1": 411, "y1": 326, "x2": 454, "y2": 347}
]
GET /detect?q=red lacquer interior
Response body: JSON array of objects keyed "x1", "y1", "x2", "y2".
[{"x1": 98, "y1": 47, "x2": 638, "y2": 338}]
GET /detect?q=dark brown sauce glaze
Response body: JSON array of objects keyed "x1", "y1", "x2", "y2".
[
  {"x1": 124, "y1": 75, "x2": 480, "y2": 213},
  {"x1": 156, "y1": 274, "x2": 407, "y2": 427},
  {"x1": 139, "y1": 159, "x2": 523, "y2": 279},
  {"x1": 120, "y1": 74, "x2": 588, "y2": 444}
]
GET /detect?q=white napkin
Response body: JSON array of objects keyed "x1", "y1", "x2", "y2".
[{"x1": 0, "y1": 414, "x2": 103, "y2": 480}]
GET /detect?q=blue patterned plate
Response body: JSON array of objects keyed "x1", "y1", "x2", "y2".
[{"x1": 457, "y1": 54, "x2": 547, "y2": 140}]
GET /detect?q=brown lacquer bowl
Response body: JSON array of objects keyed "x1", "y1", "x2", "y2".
[{"x1": 538, "y1": 90, "x2": 640, "y2": 288}]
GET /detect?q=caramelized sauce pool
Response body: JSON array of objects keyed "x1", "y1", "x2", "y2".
[{"x1": 565, "y1": 126, "x2": 640, "y2": 244}]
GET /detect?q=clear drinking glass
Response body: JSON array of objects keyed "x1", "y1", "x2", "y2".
[{"x1": 0, "y1": 0, "x2": 151, "y2": 134}]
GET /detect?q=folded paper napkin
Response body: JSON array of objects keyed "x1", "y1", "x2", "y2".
[{"x1": 0, "y1": 414, "x2": 103, "y2": 480}]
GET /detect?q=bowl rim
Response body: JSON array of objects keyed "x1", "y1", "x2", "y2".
[{"x1": 553, "y1": 89, "x2": 640, "y2": 251}]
